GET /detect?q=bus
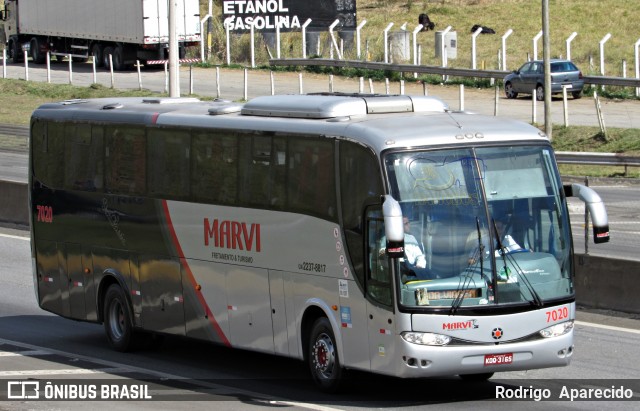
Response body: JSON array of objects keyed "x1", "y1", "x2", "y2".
[{"x1": 29, "y1": 93, "x2": 609, "y2": 391}]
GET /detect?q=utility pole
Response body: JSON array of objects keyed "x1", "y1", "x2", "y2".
[
  {"x1": 542, "y1": 0, "x2": 552, "y2": 140},
  {"x1": 168, "y1": 0, "x2": 180, "y2": 97}
]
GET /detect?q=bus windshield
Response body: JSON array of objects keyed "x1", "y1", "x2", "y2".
[{"x1": 383, "y1": 145, "x2": 572, "y2": 309}]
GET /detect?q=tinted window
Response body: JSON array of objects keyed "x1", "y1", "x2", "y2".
[
  {"x1": 288, "y1": 137, "x2": 336, "y2": 219},
  {"x1": 64, "y1": 124, "x2": 104, "y2": 191},
  {"x1": 191, "y1": 131, "x2": 238, "y2": 205},
  {"x1": 147, "y1": 128, "x2": 190, "y2": 199},
  {"x1": 32, "y1": 120, "x2": 64, "y2": 188},
  {"x1": 105, "y1": 126, "x2": 146, "y2": 195}
]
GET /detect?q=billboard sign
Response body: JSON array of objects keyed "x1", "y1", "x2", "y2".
[{"x1": 222, "y1": 0, "x2": 357, "y2": 32}]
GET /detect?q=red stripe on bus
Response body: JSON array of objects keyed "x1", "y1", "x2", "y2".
[{"x1": 162, "y1": 200, "x2": 231, "y2": 347}]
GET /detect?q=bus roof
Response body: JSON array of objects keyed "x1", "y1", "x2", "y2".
[{"x1": 31, "y1": 94, "x2": 549, "y2": 153}]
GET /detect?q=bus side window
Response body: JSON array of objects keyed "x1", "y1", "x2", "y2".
[
  {"x1": 64, "y1": 124, "x2": 104, "y2": 191},
  {"x1": 147, "y1": 128, "x2": 190, "y2": 199},
  {"x1": 105, "y1": 126, "x2": 146, "y2": 195},
  {"x1": 191, "y1": 131, "x2": 238, "y2": 205}
]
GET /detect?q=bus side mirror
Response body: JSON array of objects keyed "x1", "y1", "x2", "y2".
[
  {"x1": 382, "y1": 195, "x2": 404, "y2": 258},
  {"x1": 564, "y1": 183, "x2": 610, "y2": 244}
]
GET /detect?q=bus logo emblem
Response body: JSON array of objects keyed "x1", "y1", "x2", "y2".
[{"x1": 492, "y1": 328, "x2": 504, "y2": 339}]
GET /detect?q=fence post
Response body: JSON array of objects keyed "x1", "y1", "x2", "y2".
[
  {"x1": 385, "y1": 78, "x2": 390, "y2": 94},
  {"x1": 501, "y1": 29, "x2": 513, "y2": 71},
  {"x1": 594, "y1": 91, "x2": 607, "y2": 140},
  {"x1": 400, "y1": 79, "x2": 405, "y2": 95},
  {"x1": 92, "y1": 56, "x2": 97, "y2": 84},
  {"x1": 302, "y1": 18, "x2": 312, "y2": 59},
  {"x1": 562, "y1": 85, "x2": 569, "y2": 127},
  {"x1": 244, "y1": 68, "x2": 248, "y2": 100},
  {"x1": 299, "y1": 72, "x2": 303, "y2": 94},
  {"x1": 635, "y1": 38, "x2": 640, "y2": 97},
  {"x1": 566, "y1": 32, "x2": 578, "y2": 61},
  {"x1": 46, "y1": 52, "x2": 51, "y2": 83},
  {"x1": 68, "y1": 54, "x2": 73, "y2": 84},
  {"x1": 369, "y1": 78, "x2": 374, "y2": 93},
  {"x1": 270, "y1": 71, "x2": 275, "y2": 95},
  {"x1": 459, "y1": 84, "x2": 464, "y2": 111},
  {"x1": 276, "y1": 22, "x2": 281, "y2": 59},
  {"x1": 2, "y1": 49, "x2": 6, "y2": 79},
  {"x1": 329, "y1": 74, "x2": 334, "y2": 92},
  {"x1": 163, "y1": 61, "x2": 168, "y2": 93},
  {"x1": 599, "y1": 33, "x2": 612, "y2": 76},
  {"x1": 225, "y1": 21, "x2": 231, "y2": 66},
  {"x1": 532, "y1": 30, "x2": 543, "y2": 60},
  {"x1": 383, "y1": 22, "x2": 394, "y2": 64},
  {"x1": 250, "y1": 22, "x2": 255, "y2": 68},
  {"x1": 329, "y1": 19, "x2": 342, "y2": 60},
  {"x1": 356, "y1": 19, "x2": 367, "y2": 60},
  {"x1": 532, "y1": 89, "x2": 537, "y2": 124},
  {"x1": 359, "y1": 77, "x2": 364, "y2": 93},
  {"x1": 494, "y1": 84, "x2": 499, "y2": 116},
  {"x1": 216, "y1": 66, "x2": 220, "y2": 98},
  {"x1": 23, "y1": 50, "x2": 29, "y2": 81},
  {"x1": 136, "y1": 60, "x2": 143, "y2": 90},
  {"x1": 189, "y1": 64, "x2": 194, "y2": 95},
  {"x1": 471, "y1": 26, "x2": 483, "y2": 69}
]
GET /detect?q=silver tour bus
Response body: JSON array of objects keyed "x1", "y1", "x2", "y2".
[{"x1": 29, "y1": 93, "x2": 609, "y2": 391}]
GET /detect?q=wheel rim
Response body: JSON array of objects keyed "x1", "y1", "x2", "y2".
[
  {"x1": 312, "y1": 333, "x2": 336, "y2": 379},
  {"x1": 505, "y1": 83, "x2": 514, "y2": 97},
  {"x1": 537, "y1": 86, "x2": 544, "y2": 101},
  {"x1": 108, "y1": 299, "x2": 125, "y2": 341}
]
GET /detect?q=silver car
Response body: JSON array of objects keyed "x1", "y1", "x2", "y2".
[{"x1": 504, "y1": 59, "x2": 584, "y2": 101}]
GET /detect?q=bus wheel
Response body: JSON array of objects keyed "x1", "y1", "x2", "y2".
[
  {"x1": 308, "y1": 317, "x2": 344, "y2": 392},
  {"x1": 459, "y1": 372, "x2": 494, "y2": 381},
  {"x1": 103, "y1": 284, "x2": 134, "y2": 352}
]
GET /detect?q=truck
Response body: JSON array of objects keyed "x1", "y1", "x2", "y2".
[{"x1": 0, "y1": 0, "x2": 201, "y2": 70}]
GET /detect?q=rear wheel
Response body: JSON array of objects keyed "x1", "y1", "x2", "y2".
[
  {"x1": 572, "y1": 90, "x2": 583, "y2": 99},
  {"x1": 103, "y1": 46, "x2": 114, "y2": 70},
  {"x1": 536, "y1": 84, "x2": 544, "y2": 101},
  {"x1": 10, "y1": 40, "x2": 23, "y2": 63},
  {"x1": 30, "y1": 37, "x2": 45, "y2": 64},
  {"x1": 308, "y1": 317, "x2": 344, "y2": 392},
  {"x1": 92, "y1": 44, "x2": 104, "y2": 67},
  {"x1": 103, "y1": 284, "x2": 135, "y2": 352},
  {"x1": 113, "y1": 44, "x2": 126, "y2": 71}
]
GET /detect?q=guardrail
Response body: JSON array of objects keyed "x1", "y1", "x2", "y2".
[{"x1": 269, "y1": 58, "x2": 640, "y2": 88}]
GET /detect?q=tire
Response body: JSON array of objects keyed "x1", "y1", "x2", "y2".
[
  {"x1": 572, "y1": 90, "x2": 583, "y2": 99},
  {"x1": 504, "y1": 82, "x2": 518, "y2": 99},
  {"x1": 92, "y1": 44, "x2": 104, "y2": 67},
  {"x1": 113, "y1": 44, "x2": 126, "y2": 71},
  {"x1": 308, "y1": 317, "x2": 344, "y2": 392},
  {"x1": 103, "y1": 284, "x2": 135, "y2": 352},
  {"x1": 103, "y1": 46, "x2": 114, "y2": 70},
  {"x1": 10, "y1": 40, "x2": 23, "y2": 64},
  {"x1": 30, "y1": 38, "x2": 45, "y2": 64},
  {"x1": 536, "y1": 84, "x2": 544, "y2": 101},
  {"x1": 459, "y1": 372, "x2": 494, "y2": 382}
]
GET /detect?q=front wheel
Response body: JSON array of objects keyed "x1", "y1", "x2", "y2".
[
  {"x1": 308, "y1": 317, "x2": 344, "y2": 392},
  {"x1": 504, "y1": 82, "x2": 518, "y2": 99},
  {"x1": 103, "y1": 284, "x2": 134, "y2": 352}
]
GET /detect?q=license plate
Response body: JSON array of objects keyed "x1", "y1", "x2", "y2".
[{"x1": 484, "y1": 353, "x2": 513, "y2": 366}]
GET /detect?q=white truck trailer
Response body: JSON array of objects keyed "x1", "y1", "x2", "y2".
[{"x1": 1, "y1": 0, "x2": 201, "y2": 70}]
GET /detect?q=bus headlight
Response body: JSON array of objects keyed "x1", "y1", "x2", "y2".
[
  {"x1": 539, "y1": 320, "x2": 574, "y2": 338},
  {"x1": 401, "y1": 332, "x2": 451, "y2": 346}
]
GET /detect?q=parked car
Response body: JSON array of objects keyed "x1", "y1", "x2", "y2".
[{"x1": 504, "y1": 59, "x2": 584, "y2": 101}]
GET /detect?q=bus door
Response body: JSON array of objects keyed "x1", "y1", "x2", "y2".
[{"x1": 364, "y1": 207, "x2": 397, "y2": 372}]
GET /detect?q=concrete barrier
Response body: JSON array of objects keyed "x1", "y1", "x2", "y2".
[
  {"x1": 0, "y1": 180, "x2": 638, "y2": 314},
  {"x1": 0, "y1": 180, "x2": 28, "y2": 227}
]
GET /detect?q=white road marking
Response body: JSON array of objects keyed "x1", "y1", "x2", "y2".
[
  {"x1": 0, "y1": 232, "x2": 29, "y2": 241},
  {"x1": 575, "y1": 320, "x2": 640, "y2": 335}
]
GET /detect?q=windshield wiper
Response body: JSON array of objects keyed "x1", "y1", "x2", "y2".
[
  {"x1": 449, "y1": 218, "x2": 486, "y2": 315},
  {"x1": 492, "y1": 219, "x2": 543, "y2": 307}
]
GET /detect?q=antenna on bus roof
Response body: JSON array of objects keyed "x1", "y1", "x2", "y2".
[{"x1": 445, "y1": 109, "x2": 463, "y2": 129}]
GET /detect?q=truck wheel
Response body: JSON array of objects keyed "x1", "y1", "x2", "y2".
[
  {"x1": 113, "y1": 45, "x2": 126, "y2": 71},
  {"x1": 102, "y1": 46, "x2": 114, "y2": 70},
  {"x1": 308, "y1": 317, "x2": 344, "y2": 392},
  {"x1": 103, "y1": 284, "x2": 135, "y2": 352},
  {"x1": 92, "y1": 44, "x2": 104, "y2": 67},
  {"x1": 30, "y1": 38, "x2": 45, "y2": 64},
  {"x1": 10, "y1": 40, "x2": 23, "y2": 64}
]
